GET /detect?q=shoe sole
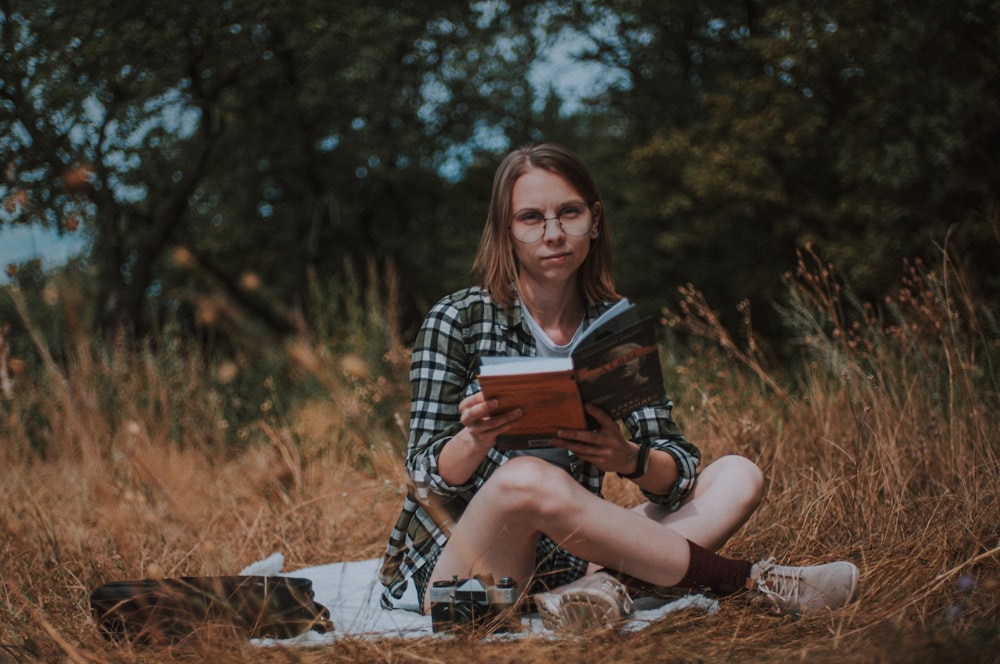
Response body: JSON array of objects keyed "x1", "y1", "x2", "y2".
[
  {"x1": 845, "y1": 563, "x2": 860, "y2": 603},
  {"x1": 536, "y1": 590, "x2": 624, "y2": 632}
]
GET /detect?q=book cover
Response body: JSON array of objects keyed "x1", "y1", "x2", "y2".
[
  {"x1": 475, "y1": 369, "x2": 588, "y2": 449},
  {"x1": 572, "y1": 316, "x2": 664, "y2": 421},
  {"x1": 477, "y1": 300, "x2": 665, "y2": 450}
]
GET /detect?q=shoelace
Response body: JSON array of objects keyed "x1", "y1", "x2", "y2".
[{"x1": 753, "y1": 558, "x2": 802, "y2": 613}]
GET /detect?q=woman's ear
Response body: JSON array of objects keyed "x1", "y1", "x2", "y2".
[{"x1": 590, "y1": 201, "x2": 603, "y2": 238}]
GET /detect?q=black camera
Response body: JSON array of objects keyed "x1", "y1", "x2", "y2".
[{"x1": 429, "y1": 575, "x2": 521, "y2": 634}]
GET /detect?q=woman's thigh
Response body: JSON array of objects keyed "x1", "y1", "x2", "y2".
[{"x1": 422, "y1": 457, "x2": 580, "y2": 611}]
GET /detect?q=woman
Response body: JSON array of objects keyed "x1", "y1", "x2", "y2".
[{"x1": 379, "y1": 143, "x2": 858, "y2": 629}]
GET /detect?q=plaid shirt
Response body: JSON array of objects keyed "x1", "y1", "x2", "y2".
[{"x1": 379, "y1": 286, "x2": 701, "y2": 607}]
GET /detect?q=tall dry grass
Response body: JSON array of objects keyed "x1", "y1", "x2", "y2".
[{"x1": 0, "y1": 249, "x2": 997, "y2": 663}]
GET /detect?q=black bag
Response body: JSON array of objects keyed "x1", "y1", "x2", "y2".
[{"x1": 89, "y1": 575, "x2": 333, "y2": 641}]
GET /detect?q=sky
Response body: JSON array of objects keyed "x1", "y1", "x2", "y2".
[
  {"x1": 0, "y1": 225, "x2": 87, "y2": 281},
  {"x1": 0, "y1": 19, "x2": 618, "y2": 284}
]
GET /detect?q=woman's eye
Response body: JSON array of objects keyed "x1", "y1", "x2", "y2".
[
  {"x1": 516, "y1": 211, "x2": 543, "y2": 223},
  {"x1": 561, "y1": 205, "x2": 584, "y2": 218}
]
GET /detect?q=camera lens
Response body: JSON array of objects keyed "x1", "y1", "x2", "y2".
[{"x1": 451, "y1": 602, "x2": 479, "y2": 623}]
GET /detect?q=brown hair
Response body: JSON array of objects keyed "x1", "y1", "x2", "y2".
[{"x1": 472, "y1": 143, "x2": 619, "y2": 309}]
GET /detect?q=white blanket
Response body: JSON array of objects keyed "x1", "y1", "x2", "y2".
[{"x1": 240, "y1": 553, "x2": 718, "y2": 644}]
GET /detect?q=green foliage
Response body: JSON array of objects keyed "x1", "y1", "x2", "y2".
[
  {"x1": 2, "y1": 0, "x2": 998, "y2": 352},
  {"x1": 1, "y1": 0, "x2": 561, "y2": 338},
  {"x1": 619, "y1": 0, "x2": 1000, "y2": 337}
]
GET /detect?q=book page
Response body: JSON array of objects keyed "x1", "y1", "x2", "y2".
[
  {"x1": 571, "y1": 298, "x2": 637, "y2": 351},
  {"x1": 478, "y1": 356, "x2": 573, "y2": 376}
]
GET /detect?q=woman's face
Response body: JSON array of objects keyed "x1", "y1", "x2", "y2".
[{"x1": 509, "y1": 167, "x2": 594, "y2": 291}]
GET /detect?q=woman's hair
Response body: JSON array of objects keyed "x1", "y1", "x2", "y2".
[{"x1": 472, "y1": 142, "x2": 619, "y2": 309}]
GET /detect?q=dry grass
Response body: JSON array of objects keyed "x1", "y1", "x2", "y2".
[{"x1": 1, "y1": 251, "x2": 998, "y2": 662}]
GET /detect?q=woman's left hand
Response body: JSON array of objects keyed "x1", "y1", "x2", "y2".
[{"x1": 550, "y1": 404, "x2": 639, "y2": 475}]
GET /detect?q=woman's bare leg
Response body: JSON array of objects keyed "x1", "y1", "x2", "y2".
[
  {"x1": 426, "y1": 454, "x2": 856, "y2": 619},
  {"x1": 632, "y1": 454, "x2": 764, "y2": 552},
  {"x1": 423, "y1": 456, "x2": 695, "y2": 612}
]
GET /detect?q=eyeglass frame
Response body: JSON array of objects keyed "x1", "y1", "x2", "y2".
[{"x1": 508, "y1": 201, "x2": 598, "y2": 244}]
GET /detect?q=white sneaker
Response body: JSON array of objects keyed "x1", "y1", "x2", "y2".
[
  {"x1": 533, "y1": 572, "x2": 633, "y2": 632},
  {"x1": 750, "y1": 558, "x2": 859, "y2": 614}
]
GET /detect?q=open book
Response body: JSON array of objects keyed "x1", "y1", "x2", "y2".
[{"x1": 478, "y1": 299, "x2": 665, "y2": 450}]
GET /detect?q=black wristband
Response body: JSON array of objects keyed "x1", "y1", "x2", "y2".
[{"x1": 618, "y1": 441, "x2": 651, "y2": 480}]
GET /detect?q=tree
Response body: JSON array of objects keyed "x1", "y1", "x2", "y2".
[
  {"x1": 8, "y1": 0, "x2": 993, "y2": 350},
  {"x1": 0, "y1": 0, "x2": 569, "y2": 339},
  {"x1": 620, "y1": 0, "x2": 1000, "y2": 335},
  {"x1": 553, "y1": 0, "x2": 777, "y2": 322}
]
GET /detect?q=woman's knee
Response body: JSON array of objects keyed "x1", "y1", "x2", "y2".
[
  {"x1": 706, "y1": 454, "x2": 764, "y2": 510},
  {"x1": 482, "y1": 457, "x2": 580, "y2": 517}
]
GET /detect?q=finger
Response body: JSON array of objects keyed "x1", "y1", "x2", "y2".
[
  {"x1": 458, "y1": 391, "x2": 487, "y2": 412},
  {"x1": 465, "y1": 405, "x2": 522, "y2": 432},
  {"x1": 553, "y1": 430, "x2": 602, "y2": 451},
  {"x1": 460, "y1": 397, "x2": 497, "y2": 425},
  {"x1": 583, "y1": 403, "x2": 614, "y2": 427},
  {"x1": 487, "y1": 407, "x2": 522, "y2": 429}
]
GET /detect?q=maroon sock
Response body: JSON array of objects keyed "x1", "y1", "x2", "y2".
[{"x1": 675, "y1": 540, "x2": 753, "y2": 596}]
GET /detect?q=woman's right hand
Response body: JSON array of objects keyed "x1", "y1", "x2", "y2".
[
  {"x1": 437, "y1": 393, "x2": 522, "y2": 486},
  {"x1": 457, "y1": 391, "x2": 522, "y2": 448}
]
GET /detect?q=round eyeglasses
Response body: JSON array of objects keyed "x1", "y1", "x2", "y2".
[{"x1": 510, "y1": 202, "x2": 594, "y2": 243}]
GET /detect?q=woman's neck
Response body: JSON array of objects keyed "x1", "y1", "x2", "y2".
[{"x1": 517, "y1": 279, "x2": 585, "y2": 346}]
